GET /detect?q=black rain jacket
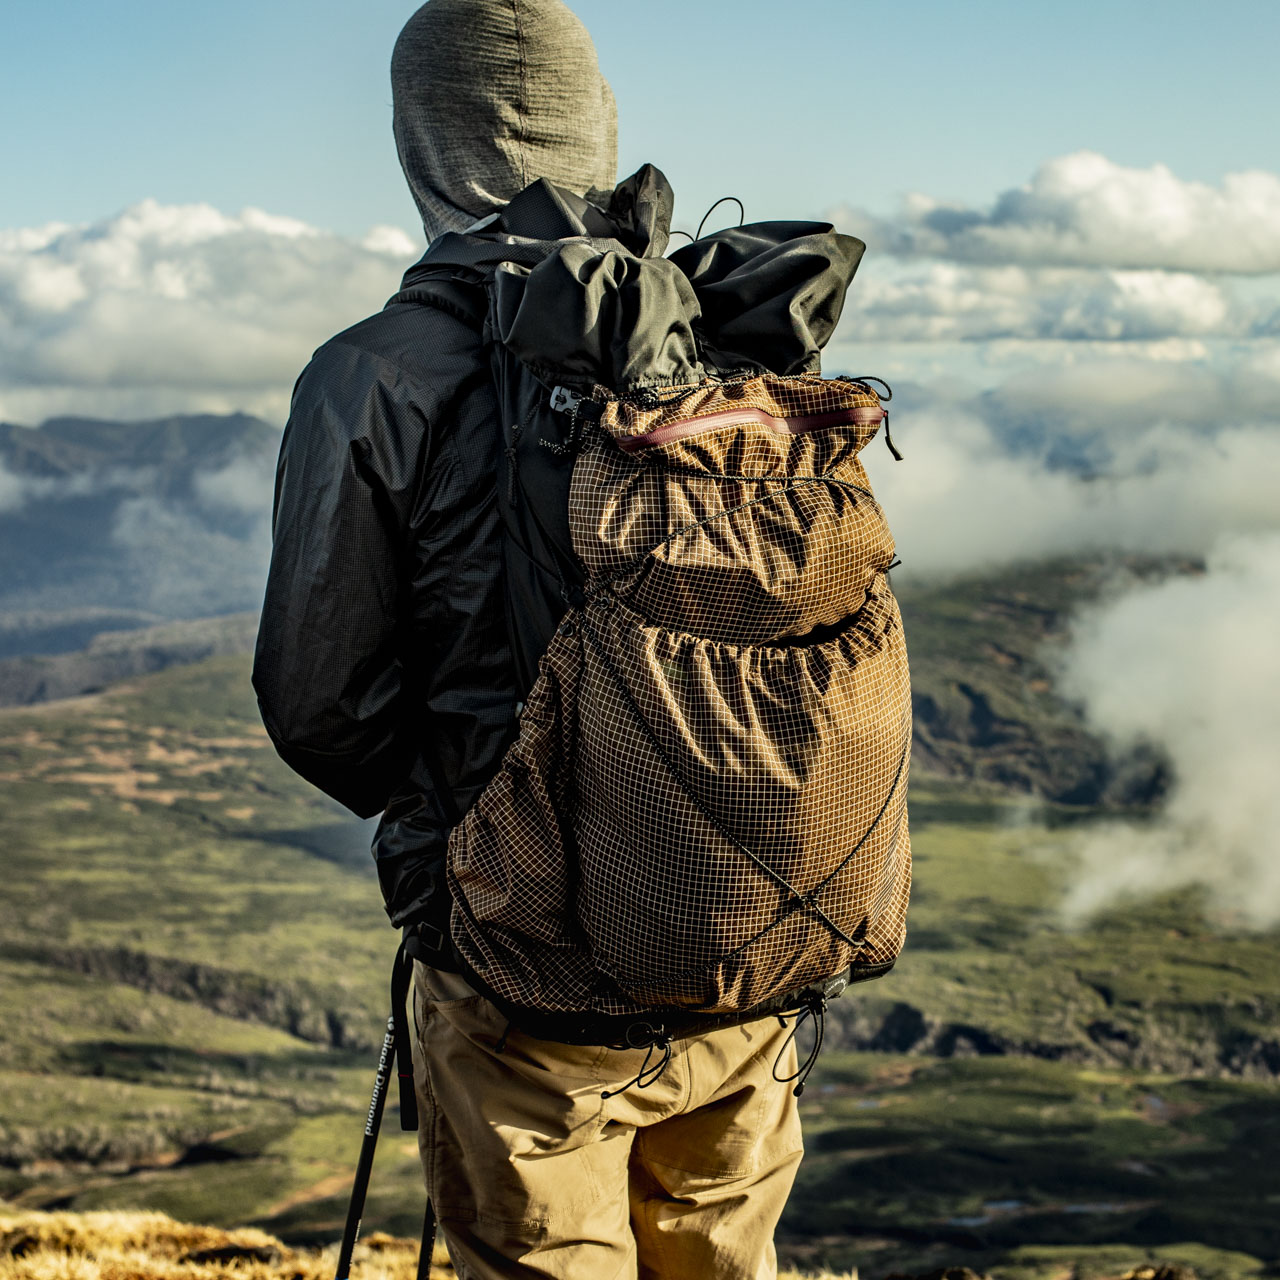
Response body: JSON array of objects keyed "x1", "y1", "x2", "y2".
[{"x1": 252, "y1": 167, "x2": 864, "y2": 936}]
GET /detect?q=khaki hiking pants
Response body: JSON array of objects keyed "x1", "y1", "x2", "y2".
[{"x1": 412, "y1": 964, "x2": 803, "y2": 1280}]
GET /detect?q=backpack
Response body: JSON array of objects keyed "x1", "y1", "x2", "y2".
[{"x1": 395, "y1": 196, "x2": 912, "y2": 1053}]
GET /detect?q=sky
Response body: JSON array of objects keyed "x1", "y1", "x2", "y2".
[
  {"x1": 2, "y1": 0, "x2": 1279, "y2": 921},
  {"x1": 4, "y1": 0, "x2": 1278, "y2": 237}
]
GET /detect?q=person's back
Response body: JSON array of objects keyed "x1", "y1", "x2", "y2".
[
  {"x1": 253, "y1": 3, "x2": 904, "y2": 1275},
  {"x1": 253, "y1": 0, "x2": 620, "y2": 936}
]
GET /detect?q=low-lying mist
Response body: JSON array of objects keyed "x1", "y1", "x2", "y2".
[
  {"x1": 862, "y1": 392, "x2": 1280, "y2": 926},
  {"x1": 1056, "y1": 533, "x2": 1280, "y2": 928}
]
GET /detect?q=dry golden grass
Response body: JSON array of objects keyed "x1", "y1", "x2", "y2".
[
  {"x1": 0, "y1": 1210, "x2": 852, "y2": 1280},
  {"x1": 0, "y1": 1210, "x2": 455, "y2": 1280}
]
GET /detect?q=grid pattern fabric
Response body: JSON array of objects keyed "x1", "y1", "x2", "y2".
[{"x1": 447, "y1": 372, "x2": 911, "y2": 1019}]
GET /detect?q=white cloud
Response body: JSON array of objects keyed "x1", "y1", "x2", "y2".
[
  {"x1": 0, "y1": 224, "x2": 74, "y2": 253},
  {"x1": 2, "y1": 167, "x2": 1276, "y2": 609},
  {"x1": 110, "y1": 491, "x2": 271, "y2": 617},
  {"x1": 0, "y1": 458, "x2": 153, "y2": 514},
  {"x1": 1056, "y1": 535, "x2": 1280, "y2": 926},
  {"x1": 863, "y1": 404, "x2": 1280, "y2": 580},
  {"x1": 973, "y1": 348, "x2": 1280, "y2": 451},
  {"x1": 839, "y1": 152, "x2": 1280, "y2": 274},
  {"x1": 0, "y1": 461, "x2": 25, "y2": 513},
  {"x1": 193, "y1": 452, "x2": 276, "y2": 516},
  {"x1": 838, "y1": 261, "x2": 1244, "y2": 344},
  {"x1": 362, "y1": 225, "x2": 419, "y2": 256},
  {"x1": 0, "y1": 199, "x2": 420, "y2": 424}
]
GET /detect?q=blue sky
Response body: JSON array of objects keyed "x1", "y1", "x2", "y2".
[
  {"x1": 3, "y1": 0, "x2": 1279, "y2": 431},
  {"x1": 4, "y1": 0, "x2": 1278, "y2": 237}
]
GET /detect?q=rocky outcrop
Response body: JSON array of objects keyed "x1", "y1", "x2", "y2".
[
  {"x1": 9, "y1": 943, "x2": 376, "y2": 1053},
  {"x1": 0, "y1": 613, "x2": 257, "y2": 707},
  {"x1": 899, "y1": 557, "x2": 1188, "y2": 806},
  {"x1": 824, "y1": 998, "x2": 1280, "y2": 1080}
]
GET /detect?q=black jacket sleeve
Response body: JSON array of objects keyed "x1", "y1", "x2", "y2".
[{"x1": 252, "y1": 340, "x2": 429, "y2": 818}]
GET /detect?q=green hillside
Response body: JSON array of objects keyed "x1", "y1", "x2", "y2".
[
  {"x1": 899, "y1": 556, "x2": 1180, "y2": 805},
  {"x1": 0, "y1": 638, "x2": 1276, "y2": 1275},
  {"x1": 0, "y1": 413, "x2": 276, "y2": 639}
]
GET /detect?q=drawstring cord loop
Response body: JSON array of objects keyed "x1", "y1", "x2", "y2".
[
  {"x1": 772, "y1": 996, "x2": 828, "y2": 1097},
  {"x1": 602, "y1": 1034, "x2": 674, "y2": 1099}
]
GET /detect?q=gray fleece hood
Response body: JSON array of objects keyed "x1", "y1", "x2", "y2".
[{"x1": 392, "y1": 0, "x2": 618, "y2": 241}]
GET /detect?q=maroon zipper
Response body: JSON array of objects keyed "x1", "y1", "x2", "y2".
[{"x1": 615, "y1": 404, "x2": 885, "y2": 453}]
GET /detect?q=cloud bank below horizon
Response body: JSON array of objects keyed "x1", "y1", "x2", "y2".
[{"x1": 0, "y1": 199, "x2": 418, "y2": 427}]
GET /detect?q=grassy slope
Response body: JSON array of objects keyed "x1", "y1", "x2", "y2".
[
  {"x1": 0, "y1": 658, "x2": 406, "y2": 1236},
  {"x1": 0, "y1": 1208, "x2": 843, "y2": 1280},
  {"x1": 0, "y1": 1210, "x2": 461, "y2": 1280},
  {"x1": 829, "y1": 782, "x2": 1280, "y2": 1077},
  {"x1": 0, "y1": 650, "x2": 1277, "y2": 1276},
  {"x1": 785, "y1": 1054, "x2": 1279, "y2": 1277}
]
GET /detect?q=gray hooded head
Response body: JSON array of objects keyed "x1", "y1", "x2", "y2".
[{"x1": 392, "y1": 0, "x2": 618, "y2": 241}]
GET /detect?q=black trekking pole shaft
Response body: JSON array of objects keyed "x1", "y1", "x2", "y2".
[
  {"x1": 416, "y1": 1197, "x2": 437, "y2": 1280},
  {"x1": 334, "y1": 1016, "x2": 396, "y2": 1280}
]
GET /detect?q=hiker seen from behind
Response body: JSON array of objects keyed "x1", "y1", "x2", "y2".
[{"x1": 252, "y1": 1, "x2": 912, "y2": 1276}]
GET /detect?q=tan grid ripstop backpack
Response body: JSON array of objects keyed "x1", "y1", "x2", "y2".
[{"x1": 444, "y1": 368, "x2": 913, "y2": 1044}]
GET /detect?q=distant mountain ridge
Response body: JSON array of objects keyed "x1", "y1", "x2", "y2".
[
  {"x1": 0, "y1": 412, "x2": 277, "y2": 481},
  {"x1": 0, "y1": 412, "x2": 277, "y2": 644},
  {"x1": 0, "y1": 564, "x2": 1172, "y2": 809},
  {"x1": 0, "y1": 605, "x2": 166, "y2": 660},
  {"x1": 0, "y1": 612, "x2": 259, "y2": 707}
]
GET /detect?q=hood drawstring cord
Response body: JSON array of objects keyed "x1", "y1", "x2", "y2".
[
  {"x1": 772, "y1": 995, "x2": 828, "y2": 1097},
  {"x1": 695, "y1": 195, "x2": 746, "y2": 240},
  {"x1": 881, "y1": 410, "x2": 903, "y2": 461}
]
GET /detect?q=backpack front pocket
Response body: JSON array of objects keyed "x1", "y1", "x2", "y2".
[{"x1": 572, "y1": 576, "x2": 911, "y2": 1010}]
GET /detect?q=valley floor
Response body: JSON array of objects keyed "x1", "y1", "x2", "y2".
[{"x1": 2, "y1": 655, "x2": 1277, "y2": 1278}]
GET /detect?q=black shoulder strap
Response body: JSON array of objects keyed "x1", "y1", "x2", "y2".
[
  {"x1": 389, "y1": 273, "x2": 488, "y2": 332},
  {"x1": 396, "y1": 266, "x2": 585, "y2": 699}
]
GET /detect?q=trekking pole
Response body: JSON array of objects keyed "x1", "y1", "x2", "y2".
[
  {"x1": 334, "y1": 941, "x2": 419, "y2": 1280},
  {"x1": 416, "y1": 1198, "x2": 437, "y2": 1280}
]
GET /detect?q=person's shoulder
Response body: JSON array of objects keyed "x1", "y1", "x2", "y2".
[
  {"x1": 319, "y1": 286, "x2": 485, "y2": 385},
  {"x1": 290, "y1": 290, "x2": 486, "y2": 428}
]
